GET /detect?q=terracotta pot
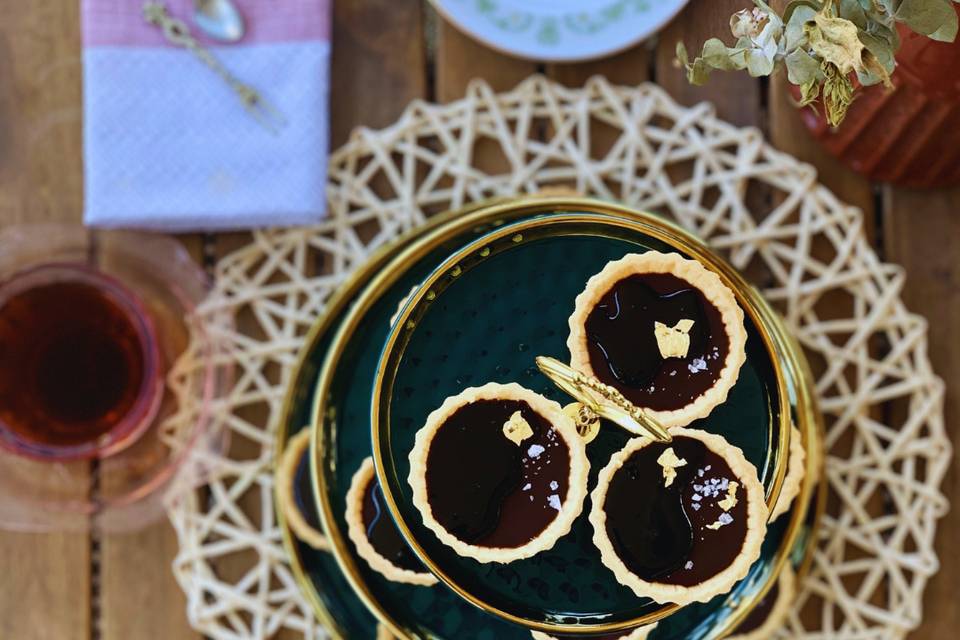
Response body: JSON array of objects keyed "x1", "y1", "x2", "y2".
[{"x1": 795, "y1": 9, "x2": 960, "y2": 188}]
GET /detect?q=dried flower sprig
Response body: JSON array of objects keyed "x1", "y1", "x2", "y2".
[{"x1": 677, "y1": 0, "x2": 959, "y2": 126}]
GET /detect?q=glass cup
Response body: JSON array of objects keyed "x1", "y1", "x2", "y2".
[{"x1": 0, "y1": 225, "x2": 230, "y2": 531}]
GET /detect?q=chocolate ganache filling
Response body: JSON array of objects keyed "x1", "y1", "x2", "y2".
[
  {"x1": 734, "y1": 581, "x2": 780, "y2": 634},
  {"x1": 584, "y1": 272, "x2": 730, "y2": 411},
  {"x1": 603, "y1": 436, "x2": 749, "y2": 586},
  {"x1": 425, "y1": 399, "x2": 571, "y2": 548},
  {"x1": 361, "y1": 475, "x2": 425, "y2": 573},
  {"x1": 293, "y1": 452, "x2": 322, "y2": 530}
]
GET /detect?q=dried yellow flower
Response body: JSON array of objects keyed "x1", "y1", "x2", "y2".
[{"x1": 806, "y1": 14, "x2": 865, "y2": 76}]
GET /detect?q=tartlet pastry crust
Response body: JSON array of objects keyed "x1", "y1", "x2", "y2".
[
  {"x1": 589, "y1": 427, "x2": 768, "y2": 605},
  {"x1": 567, "y1": 252, "x2": 747, "y2": 428},
  {"x1": 728, "y1": 565, "x2": 796, "y2": 640},
  {"x1": 771, "y1": 426, "x2": 806, "y2": 522},
  {"x1": 276, "y1": 429, "x2": 330, "y2": 551},
  {"x1": 346, "y1": 457, "x2": 438, "y2": 586},
  {"x1": 408, "y1": 382, "x2": 590, "y2": 564},
  {"x1": 531, "y1": 622, "x2": 657, "y2": 640}
]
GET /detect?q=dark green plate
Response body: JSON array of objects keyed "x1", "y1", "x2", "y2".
[
  {"x1": 372, "y1": 212, "x2": 795, "y2": 635},
  {"x1": 279, "y1": 198, "x2": 819, "y2": 639}
]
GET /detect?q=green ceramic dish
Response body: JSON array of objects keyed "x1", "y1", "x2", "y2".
[
  {"x1": 277, "y1": 197, "x2": 822, "y2": 640},
  {"x1": 372, "y1": 211, "x2": 799, "y2": 634}
]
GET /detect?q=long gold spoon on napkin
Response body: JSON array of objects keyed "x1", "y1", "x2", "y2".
[{"x1": 142, "y1": 1, "x2": 286, "y2": 133}]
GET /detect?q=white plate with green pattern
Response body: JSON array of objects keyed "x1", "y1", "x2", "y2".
[{"x1": 431, "y1": 0, "x2": 689, "y2": 62}]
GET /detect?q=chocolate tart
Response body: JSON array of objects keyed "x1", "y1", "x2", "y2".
[
  {"x1": 346, "y1": 457, "x2": 438, "y2": 586},
  {"x1": 530, "y1": 623, "x2": 657, "y2": 640},
  {"x1": 589, "y1": 427, "x2": 767, "y2": 605},
  {"x1": 728, "y1": 565, "x2": 796, "y2": 639},
  {"x1": 276, "y1": 429, "x2": 329, "y2": 551},
  {"x1": 408, "y1": 382, "x2": 590, "y2": 564},
  {"x1": 771, "y1": 426, "x2": 806, "y2": 522},
  {"x1": 567, "y1": 252, "x2": 747, "y2": 428}
]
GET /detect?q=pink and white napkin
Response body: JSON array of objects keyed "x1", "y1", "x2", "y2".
[{"x1": 82, "y1": 0, "x2": 330, "y2": 230}]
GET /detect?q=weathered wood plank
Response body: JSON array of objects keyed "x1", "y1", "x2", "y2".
[
  {"x1": 0, "y1": 3, "x2": 91, "y2": 639},
  {"x1": 546, "y1": 42, "x2": 651, "y2": 88},
  {"x1": 97, "y1": 232, "x2": 206, "y2": 640},
  {"x1": 331, "y1": 0, "x2": 427, "y2": 147},
  {"x1": 882, "y1": 188, "x2": 960, "y2": 640},
  {"x1": 434, "y1": 16, "x2": 538, "y2": 102}
]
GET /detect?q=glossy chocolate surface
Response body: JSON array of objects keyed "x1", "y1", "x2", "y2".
[
  {"x1": 425, "y1": 399, "x2": 570, "y2": 548},
  {"x1": 585, "y1": 272, "x2": 730, "y2": 411},
  {"x1": 734, "y1": 581, "x2": 780, "y2": 634},
  {"x1": 294, "y1": 451, "x2": 323, "y2": 530},
  {"x1": 361, "y1": 475, "x2": 425, "y2": 573},
  {"x1": 603, "y1": 436, "x2": 749, "y2": 586}
]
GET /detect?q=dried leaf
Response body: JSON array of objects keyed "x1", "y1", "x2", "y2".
[
  {"x1": 822, "y1": 62, "x2": 856, "y2": 127},
  {"x1": 782, "y1": 0, "x2": 821, "y2": 23},
  {"x1": 840, "y1": 0, "x2": 869, "y2": 29},
  {"x1": 786, "y1": 47, "x2": 822, "y2": 85},
  {"x1": 807, "y1": 14, "x2": 866, "y2": 75},
  {"x1": 731, "y1": 7, "x2": 770, "y2": 39},
  {"x1": 785, "y1": 4, "x2": 818, "y2": 50},
  {"x1": 702, "y1": 38, "x2": 740, "y2": 70},
  {"x1": 896, "y1": 0, "x2": 958, "y2": 41},
  {"x1": 798, "y1": 78, "x2": 821, "y2": 107},
  {"x1": 745, "y1": 48, "x2": 776, "y2": 76},
  {"x1": 858, "y1": 31, "x2": 895, "y2": 87}
]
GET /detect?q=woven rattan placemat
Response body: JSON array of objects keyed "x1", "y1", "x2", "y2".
[{"x1": 165, "y1": 76, "x2": 949, "y2": 640}]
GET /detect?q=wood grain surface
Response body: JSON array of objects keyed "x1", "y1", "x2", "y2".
[{"x1": 0, "y1": 1, "x2": 954, "y2": 638}]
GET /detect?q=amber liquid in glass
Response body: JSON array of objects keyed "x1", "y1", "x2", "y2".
[{"x1": 0, "y1": 280, "x2": 147, "y2": 448}]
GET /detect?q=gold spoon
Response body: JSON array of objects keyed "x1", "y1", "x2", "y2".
[
  {"x1": 535, "y1": 356, "x2": 672, "y2": 443},
  {"x1": 193, "y1": 0, "x2": 245, "y2": 43}
]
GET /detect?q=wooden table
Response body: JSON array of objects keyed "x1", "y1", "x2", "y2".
[{"x1": 0, "y1": 2, "x2": 956, "y2": 638}]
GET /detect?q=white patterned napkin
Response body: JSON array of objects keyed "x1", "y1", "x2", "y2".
[{"x1": 82, "y1": 0, "x2": 330, "y2": 230}]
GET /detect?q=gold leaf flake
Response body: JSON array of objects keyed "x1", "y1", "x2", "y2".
[
  {"x1": 706, "y1": 519, "x2": 725, "y2": 530},
  {"x1": 502, "y1": 411, "x2": 533, "y2": 446},
  {"x1": 657, "y1": 447, "x2": 688, "y2": 487},
  {"x1": 655, "y1": 319, "x2": 696, "y2": 358},
  {"x1": 718, "y1": 481, "x2": 739, "y2": 511}
]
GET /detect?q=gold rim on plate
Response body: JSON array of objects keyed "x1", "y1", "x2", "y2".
[
  {"x1": 272, "y1": 197, "x2": 824, "y2": 639},
  {"x1": 369, "y1": 199, "x2": 812, "y2": 635},
  {"x1": 273, "y1": 199, "x2": 501, "y2": 639}
]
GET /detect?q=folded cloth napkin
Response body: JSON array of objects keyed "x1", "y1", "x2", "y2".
[{"x1": 82, "y1": 0, "x2": 330, "y2": 230}]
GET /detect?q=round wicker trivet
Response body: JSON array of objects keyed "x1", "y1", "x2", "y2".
[{"x1": 165, "y1": 76, "x2": 950, "y2": 640}]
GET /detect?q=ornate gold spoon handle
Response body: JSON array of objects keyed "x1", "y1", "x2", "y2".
[
  {"x1": 535, "y1": 356, "x2": 672, "y2": 443},
  {"x1": 142, "y1": 1, "x2": 286, "y2": 134}
]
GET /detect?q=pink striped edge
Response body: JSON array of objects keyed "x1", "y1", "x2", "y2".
[{"x1": 82, "y1": 0, "x2": 330, "y2": 48}]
